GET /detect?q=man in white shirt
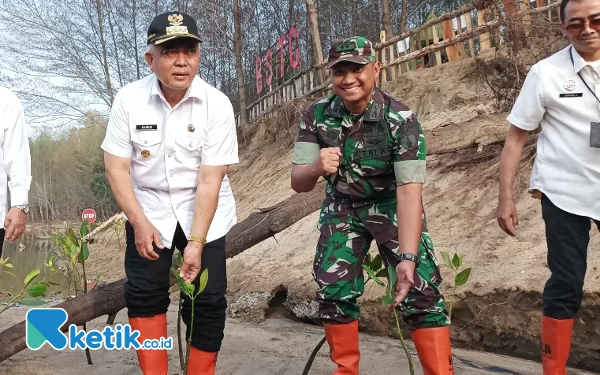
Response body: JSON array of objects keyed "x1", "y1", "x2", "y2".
[
  {"x1": 101, "y1": 11, "x2": 238, "y2": 375},
  {"x1": 497, "y1": 0, "x2": 600, "y2": 373},
  {"x1": 0, "y1": 88, "x2": 31, "y2": 254}
]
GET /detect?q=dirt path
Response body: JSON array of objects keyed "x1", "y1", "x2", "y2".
[{"x1": 0, "y1": 302, "x2": 595, "y2": 375}]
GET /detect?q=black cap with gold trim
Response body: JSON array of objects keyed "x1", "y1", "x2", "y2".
[{"x1": 147, "y1": 11, "x2": 202, "y2": 45}]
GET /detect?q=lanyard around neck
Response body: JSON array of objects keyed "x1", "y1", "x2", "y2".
[{"x1": 570, "y1": 46, "x2": 600, "y2": 105}]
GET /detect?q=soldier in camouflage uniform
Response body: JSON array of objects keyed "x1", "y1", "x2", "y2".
[{"x1": 291, "y1": 36, "x2": 454, "y2": 375}]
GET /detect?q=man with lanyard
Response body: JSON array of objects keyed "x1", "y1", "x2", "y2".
[
  {"x1": 102, "y1": 11, "x2": 238, "y2": 375},
  {"x1": 497, "y1": 0, "x2": 600, "y2": 373},
  {"x1": 291, "y1": 36, "x2": 454, "y2": 375}
]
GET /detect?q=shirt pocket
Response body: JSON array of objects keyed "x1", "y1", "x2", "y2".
[
  {"x1": 131, "y1": 132, "x2": 162, "y2": 162},
  {"x1": 175, "y1": 133, "x2": 206, "y2": 160}
]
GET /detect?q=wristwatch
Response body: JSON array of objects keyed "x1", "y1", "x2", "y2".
[
  {"x1": 13, "y1": 204, "x2": 29, "y2": 214},
  {"x1": 398, "y1": 253, "x2": 419, "y2": 265}
]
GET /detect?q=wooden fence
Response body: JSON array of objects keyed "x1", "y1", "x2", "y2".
[{"x1": 235, "y1": 0, "x2": 561, "y2": 126}]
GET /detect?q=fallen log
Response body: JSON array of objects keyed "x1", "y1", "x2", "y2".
[{"x1": 0, "y1": 181, "x2": 328, "y2": 363}]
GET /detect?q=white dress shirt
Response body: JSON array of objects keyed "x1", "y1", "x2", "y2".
[
  {"x1": 507, "y1": 45, "x2": 600, "y2": 220},
  {"x1": 101, "y1": 74, "x2": 239, "y2": 248},
  {"x1": 0, "y1": 88, "x2": 31, "y2": 228}
]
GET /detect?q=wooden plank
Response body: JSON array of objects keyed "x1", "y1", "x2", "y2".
[
  {"x1": 502, "y1": 0, "x2": 517, "y2": 15},
  {"x1": 380, "y1": 30, "x2": 387, "y2": 82},
  {"x1": 535, "y1": 0, "x2": 543, "y2": 7},
  {"x1": 478, "y1": 9, "x2": 491, "y2": 50},
  {"x1": 464, "y1": 11, "x2": 475, "y2": 57},
  {"x1": 521, "y1": 0, "x2": 531, "y2": 36},
  {"x1": 456, "y1": 16, "x2": 467, "y2": 59},
  {"x1": 389, "y1": 44, "x2": 396, "y2": 80},
  {"x1": 442, "y1": 19, "x2": 459, "y2": 62},
  {"x1": 432, "y1": 22, "x2": 442, "y2": 66}
]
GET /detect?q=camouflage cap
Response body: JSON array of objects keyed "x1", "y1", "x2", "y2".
[{"x1": 327, "y1": 36, "x2": 375, "y2": 69}]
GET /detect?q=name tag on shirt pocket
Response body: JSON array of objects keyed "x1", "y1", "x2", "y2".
[
  {"x1": 136, "y1": 124, "x2": 158, "y2": 131},
  {"x1": 559, "y1": 93, "x2": 583, "y2": 98}
]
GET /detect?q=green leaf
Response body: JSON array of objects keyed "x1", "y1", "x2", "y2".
[
  {"x1": 177, "y1": 252, "x2": 184, "y2": 267},
  {"x1": 20, "y1": 299, "x2": 47, "y2": 306},
  {"x1": 185, "y1": 281, "x2": 195, "y2": 295},
  {"x1": 27, "y1": 283, "x2": 48, "y2": 297},
  {"x1": 170, "y1": 266, "x2": 192, "y2": 298},
  {"x1": 3, "y1": 263, "x2": 14, "y2": 268},
  {"x1": 387, "y1": 265, "x2": 397, "y2": 291},
  {"x1": 375, "y1": 268, "x2": 388, "y2": 278},
  {"x1": 455, "y1": 268, "x2": 472, "y2": 287},
  {"x1": 24, "y1": 269, "x2": 40, "y2": 287},
  {"x1": 78, "y1": 243, "x2": 89, "y2": 264},
  {"x1": 363, "y1": 253, "x2": 372, "y2": 268},
  {"x1": 66, "y1": 229, "x2": 79, "y2": 249},
  {"x1": 198, "y1": 269, "x2": 209, "y2": 294},
  {"x1": 362, "y1": 265, "x2": 385, "y2": 286},
  {"x1": 440, "y1": 251, "x2": 453, "y2": 269},
  {"x1": 452, "y1": 253, "x2": 461, "y2": 268},
  {"x1": 80, "y1": 220, "x2": 89, "y2": 238},
  {"x1": 371, "y1": 254, "x2": 383, "y2": 273},
  {"x1": 381, "y1": 295, "x2": 395, "y2": 306},
  {"x1": 459, "y1": 255, "x2": 464, "y2": 268}
]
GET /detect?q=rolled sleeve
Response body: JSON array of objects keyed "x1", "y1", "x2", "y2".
[
  {"x1": 392, "y1": 113, "x2": 426, "y2": 185},
  {"x1": 292, "y1": 109, "x2": 320, "y2": 164},
  {"x1": 3, "y1": 91, "x2": 31, "y2": 206},
  {"x1": 506, "y1": 64, "x2": 545, "y2": 131},
  {"x1": 202, "y1": 96, "x2": 239, "y2": 166},
  {"x1": 101, "y1": 92, "x2": 133, "y2": 158}
]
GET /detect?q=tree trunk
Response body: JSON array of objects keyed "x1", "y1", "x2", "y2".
[
  {"x1": 233, "y1": 0, "x2": 247, "y2": 125},
  {"x1": 0, "y1": 181, "x2": 327, "y2": 363},
  {"x1": 400, "y1": 0, "x2": 408, "y2": 33},
  {"x1": 95, "y1": 0, "x2": 114, "y2": 105},
  {"x1": 305, "y1": 0, "x2": 324, "y2": 84},
  {"x1": 380, "y1": 0, "x2": 395, "y2": 79},
  {"x1": 132, "y1": 0, "x2": 140, "y2": 80}
]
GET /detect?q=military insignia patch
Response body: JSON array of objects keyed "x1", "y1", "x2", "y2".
[{"x1": 400, "y1": 131, "x2": 417, "y2": 151}]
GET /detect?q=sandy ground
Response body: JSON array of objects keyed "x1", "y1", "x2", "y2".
[{"x1": 0, "y1": 302, "x2": 596, "y2": 375}]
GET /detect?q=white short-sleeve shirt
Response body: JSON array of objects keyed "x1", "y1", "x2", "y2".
[
  {"x1": 0, "y1": 88, "x2": 31, "y2": 227},
  {"x1": 101, "y1": 74, "x2": 239, "y2": 248},
  {"x1": 507, "y1": 45, "x2": 600, "y2": 220}
]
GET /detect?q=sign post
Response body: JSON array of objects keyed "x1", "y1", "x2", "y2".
[{"x1": 81, "y1": 208, "x2": 97, "y2": 223}]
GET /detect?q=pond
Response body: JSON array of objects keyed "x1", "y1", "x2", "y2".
[{"x1": 0, "y1": 232, "x2": 67, "y2": 302}]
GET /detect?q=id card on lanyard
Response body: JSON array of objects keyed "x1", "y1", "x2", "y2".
[{"x1": 570, "y1": 46, "x2": 600, "y2": 148}]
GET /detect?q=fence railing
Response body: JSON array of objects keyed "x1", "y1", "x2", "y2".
[{"x1": 235, "y1": 0, "x2": 561, "y2": 126}]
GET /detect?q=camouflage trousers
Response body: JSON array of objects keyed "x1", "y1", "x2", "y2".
[{"x1": 313, "y1": 195, "x2": 450, "y2": 330}]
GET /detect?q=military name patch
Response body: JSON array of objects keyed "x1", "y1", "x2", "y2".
[{"x1": 356, "y1": 146, "x2": 393, "y2": 159}]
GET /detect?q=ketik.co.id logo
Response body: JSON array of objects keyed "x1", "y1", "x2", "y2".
[{"x1": 26, "y1": 308, "x2": 172, "y2": 350}]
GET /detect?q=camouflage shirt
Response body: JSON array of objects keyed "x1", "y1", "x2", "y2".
[{"x1": 292, "y1": 88, "x2": 426, "y2": 208}]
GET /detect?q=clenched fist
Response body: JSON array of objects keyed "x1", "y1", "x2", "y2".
[{"x1": 312, "y1": 147, "x2": 342, "y2": 176}]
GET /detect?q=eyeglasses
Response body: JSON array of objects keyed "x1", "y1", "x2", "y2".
[{"x1": 564, "y1": 19, "x2": 600, "y2": 35}]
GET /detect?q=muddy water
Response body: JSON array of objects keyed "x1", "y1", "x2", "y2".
[{"x1": 0, "y1": 232, "x2": 66, "y2": 300}]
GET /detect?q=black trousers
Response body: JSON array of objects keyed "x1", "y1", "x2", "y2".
[
  {"x1": 542, "y1": 195, "x2": 600, "y2": 319},
  {"x1": 124, "y1": 221, "x2": 227, "y2": 352}
]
